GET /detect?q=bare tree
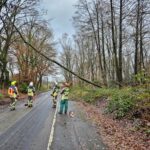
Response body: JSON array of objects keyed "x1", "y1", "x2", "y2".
[
  {"x1": 12, "y1": 18, "x2": 56, "y2": 88},
  {"x1": 71, "y1": 0, "x2": 150, "y2": 86},
  {"x1": 0, "y1": 0, "x2": 38, "y2": 87},
  {"x1": 60, "y1": 33, "x2": 73, "y2": 82}
]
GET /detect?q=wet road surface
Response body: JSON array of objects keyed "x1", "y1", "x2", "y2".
[
  {"x1": 0, "y1": 92, "x2": 107, "y2": 150},
  {"x1": 51, "y1": 102, "x2": 106, "y2": 150}
]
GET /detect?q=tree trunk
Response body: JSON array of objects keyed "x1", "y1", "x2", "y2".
[
  {"x1": 139, "y1": 1, "x2": 144, "y2": 70},
  {"x1": 134, "y1": 0, "x2": 140, "y2": 75},
  {"x1": 118, "y1": 0, "x2": 123, "y2": 86},
  {"x1": 110, "y1": 0, "x2": 119, "y2": 82},
  {"x1": 101, "y1": 11, "x2": 107, "y2": 86}
]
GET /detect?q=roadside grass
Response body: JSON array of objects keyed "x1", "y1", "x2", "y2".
[
  {"x1": 70, "y1": 85, "x2": 113, "y2": 102},
  {"x1": 70, "y1": 85, "x2": 150, "y2": 120},
  {"x1": 39, "y1": 84, "x2": 50, "y2": 92},
  {"x1": 0, "y1": 89, "x2": 9, "y2": 99},
  {"x1": 0, "y1": 93, "x2": 4, "y2": 100}
]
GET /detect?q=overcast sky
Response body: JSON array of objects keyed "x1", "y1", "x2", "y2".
[
  {"x1": 40, "y1": 0, "x2": 78, "y2": 81},
  {"x1": 40, "y1": 0, "x2": 78, "y2": 41}
]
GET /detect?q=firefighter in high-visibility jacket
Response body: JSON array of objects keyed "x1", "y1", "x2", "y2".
[
  {"x1": 27, "y1": 82, "x2": 35, "y2": 107},
  {"x1": 59, "y1": 83, "x2": 70, "y2": 114},
  {"x1": 8, "y1": 81, "x2": 19, "y2": 110},
  {"x1": 51, "y1": 84, "x2": 59, "y2": 108}
]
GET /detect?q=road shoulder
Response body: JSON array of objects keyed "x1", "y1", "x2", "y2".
[{"x1": 51, "y1": 101, "x2": 107, "y2": 150}]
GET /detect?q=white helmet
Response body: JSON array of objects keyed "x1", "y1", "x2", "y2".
[{"x1": 29, "y1": 82, "x2": 33, "y2": 86}]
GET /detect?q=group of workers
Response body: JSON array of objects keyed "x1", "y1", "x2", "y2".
[
  {"x1": 8, "y1": 80, "x2": 70, "y2": 114},
  {"x1": 51, "y1": 82, "x2": 70, "y2": 114},
  {"x1": 8, "y1": 81, "x2": 35, "y2": 110}
]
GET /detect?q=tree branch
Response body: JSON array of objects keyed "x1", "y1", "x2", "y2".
[{"x1": 13, "y1": 24, "x2": 102, "y2": 88}]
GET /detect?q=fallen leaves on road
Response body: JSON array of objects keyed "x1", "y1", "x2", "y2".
[{"x1": 79, "y1": 102, "x2": 150, "y2": 150}]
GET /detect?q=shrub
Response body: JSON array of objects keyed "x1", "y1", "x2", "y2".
[
  {"x1": 70, "y1": 85, "x2": 149, "y2": 119},
  {"x1": 0, "y1": 93, "x2": 3, "y2": 100},
  {"x1": 19, "y1": 82, "x2": 28, "y2": 93},
  {"x1": 70, "y1": 86, "x2": 113, "y2": 103},
  {"x1": 107, "y1": 89, "x2": 135, "y2": 118}
]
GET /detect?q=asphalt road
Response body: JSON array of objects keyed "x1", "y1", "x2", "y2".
[{"x1": 0, "y1": 92, "x2": 107, "y2": 150}]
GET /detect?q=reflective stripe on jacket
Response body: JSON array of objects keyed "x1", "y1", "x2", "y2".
[
  {"x1": 52, "y1": 87, "x2": 59, "y2": 97},
  {"x1": 27, "y1": 87, "x2": 34, "y2": 96},
  {"x1": 8, "y1": 86, "x2": 18, "y2": 98},
  {"x1": 61, "y1": 87, "x2": 69, "y2": 100}
]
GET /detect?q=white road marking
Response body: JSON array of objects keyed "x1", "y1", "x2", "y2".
[{"x1": 47, "y1": 102, "x2": 58, "y2": 150}]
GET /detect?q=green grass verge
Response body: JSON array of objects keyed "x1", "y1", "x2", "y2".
[
  {"x1": 0, "y1": 93, "x2": 3, "y2": 100},
  {"x1": 70, "y1": 85, "x2": 150, "y2": 119}
]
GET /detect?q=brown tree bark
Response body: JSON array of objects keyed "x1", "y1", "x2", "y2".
[
  {"x1": 118, "y1": 0, "x2": 123, "y2": 85},
  {"x1": 134, "y1": 0, "x2": 140, "y2": 75}
]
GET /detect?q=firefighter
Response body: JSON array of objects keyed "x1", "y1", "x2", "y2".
[
  {"x1": 8, "y1": 81, "x2": 19, "y2": 110},
  {"x1": 59, "y1": 82, "x2": 70, "y2": 114},
  {"x1": 27, "y1": 82, "x2": 35, "y2": 107},
  {"x1": 51, "y1": 84, "x2": 59, "y2": 108}
]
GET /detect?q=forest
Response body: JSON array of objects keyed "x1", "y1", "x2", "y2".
[{"x1": 0, "y1": 0, "x2": 149, "y2": 149}]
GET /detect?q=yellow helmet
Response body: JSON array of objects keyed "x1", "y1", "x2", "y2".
[{"x1": 11, "y1": 81, "x2": 17, "y2": 86}]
